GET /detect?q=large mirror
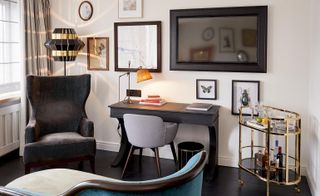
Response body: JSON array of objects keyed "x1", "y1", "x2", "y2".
[
  {"x1": 170, "y1": 6, "x2": 267, "y2": 72},
  {"x1": 115, "y1": 21, "x2": 161, "y2": 72}
]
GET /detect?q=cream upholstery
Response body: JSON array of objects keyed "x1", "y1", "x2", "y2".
[{"x1": 6, "y1": 169, "x2": 113, "y2": 195}]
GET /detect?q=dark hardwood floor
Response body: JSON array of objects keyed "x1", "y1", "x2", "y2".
[{"x1": 0, "y1": 149, "x2": 312, "y2": 196}]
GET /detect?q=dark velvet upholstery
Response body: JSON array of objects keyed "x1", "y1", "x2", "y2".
[{"x1": 24, "y1": 74, "x2": 96, "y2": 174}]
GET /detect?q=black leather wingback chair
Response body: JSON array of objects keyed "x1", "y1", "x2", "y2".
[{"x1": 24, "y1": 74, "x2": 96, "y2": 174}]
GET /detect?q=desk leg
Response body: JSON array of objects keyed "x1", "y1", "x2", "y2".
[
  {"x1": 206, "y1": 120, "x2": 219, "y2": 180},
  {"x1": 111, "y1": 118, "x2": 131, "y2": 167}
]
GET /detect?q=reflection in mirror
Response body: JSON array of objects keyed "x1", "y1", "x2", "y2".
[
  {"x1": 178, "y1": 16, "x2": 257, "y2": 63},
  {"x1": 170, "y1": 6, "x2": 267, "y2": 72},
  {"x1": 115, "y1": 21, "x2": 161, "y2": 72}
]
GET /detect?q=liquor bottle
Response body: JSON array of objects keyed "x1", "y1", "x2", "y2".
[
  {"x1": 262, "y1": 149, "x2": 269, "y2": 177},
  {"x1": 277, "y1": 146, "x2": 283, "y2": 182},
  {"x1": 273, "y1": 140, "x2": 279, "y2": 161},
  {"x1": 255, "y1": 150, "x2": 263, "y2": 175}
]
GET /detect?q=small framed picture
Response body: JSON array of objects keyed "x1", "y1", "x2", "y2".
[
  {"x1": 196, "y1": 79, "x2": 217, "y2": 100},
  {"x1": 242, "y1": 29, "x2": 257, "y2": 47},
  {"x1": 118, "y1": 0, "x2": 142, "y2": 18},
  {"x1": 87, "y1": 37, "x2": 109, "y2": 70},
  {"x1": 232, "y1": 80, "x2": 260, "y2": 115},
  {"x1": 219, "y1": 28, "x2": 235, "y2": 53}
]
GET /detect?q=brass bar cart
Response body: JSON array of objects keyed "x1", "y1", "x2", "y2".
[{"x1": 238, "y1": 105, "x2": 301, "y2": 196}]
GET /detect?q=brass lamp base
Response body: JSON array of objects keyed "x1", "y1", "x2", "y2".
[{"x1": 122, "y1": 97, "x2": 134, "y2": 104}]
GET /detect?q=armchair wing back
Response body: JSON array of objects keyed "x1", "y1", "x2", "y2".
[
  {"x1": 26, "y1": 74, "x2": 91, "y2": 138},
  {"x1": 24, "y1": 74, "x2": 95, "y2": 174}
]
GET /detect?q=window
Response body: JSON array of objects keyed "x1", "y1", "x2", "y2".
[{"x1": 0, "y1": 0, "x2": 21, "y2": 95}]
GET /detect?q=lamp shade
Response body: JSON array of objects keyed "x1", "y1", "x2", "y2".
[
  {"x1": 44, "y1": 28, "x2": 85, "y2": 61},
  {"x1": 137, "y1": 68, "x2": 152, "y2": 83}
]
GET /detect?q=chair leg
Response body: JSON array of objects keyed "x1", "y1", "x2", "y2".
[
  {"x1": 90, "y1": 157, "x2": 95, "y2": 174},
  {"x1": 154, "y1": 147, "x2": 161, "y2": 177},
  {"x1": 78, "y1": 161, "x2": 84, "y2": 171},
  {"x1": 170, "y1": 142, "x2": 178, "y2": 164},
  {"x1": 121, "y1": 145, "x2": 134, "y2": 179},
  {"x1": 25, "y1": 165, "x2": 31, "y2": 174}
]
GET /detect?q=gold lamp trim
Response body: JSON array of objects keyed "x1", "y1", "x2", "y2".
[
  {"x1": 136, "y1": 68, "x2": 152, "y2": 83},
  {"x1": 51, "y1": 33, "x2": 78, "y2": 39},
  {"x1": 52, "y1": 50, "x2": 79, "y2": 57}
]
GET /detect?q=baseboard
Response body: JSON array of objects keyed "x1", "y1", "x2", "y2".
[
  {"x1": 306, "y1": 168, "x2": 316, "y2": 196},
  {"x1": 96, "y1": 140, "x2": 174, "y2": 160},
  {"x1": 218, "y1": 156, "x2": 238, "y2": 168},
  {"x1": 97, "y1": 141, "x2": 308, "y2": 177},
  {"x1": 96, "y1": 140, "x2": 120, "y2": 152}
]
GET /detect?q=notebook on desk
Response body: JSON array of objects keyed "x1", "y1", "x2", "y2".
[{"x1": 186, "y1": 103, "x2": 213, "y2": 111}]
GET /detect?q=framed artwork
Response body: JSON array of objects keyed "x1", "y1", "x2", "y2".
[
  {"x1": 232, "y1": 80, "x2": 260, "y2": 115},
  {"x1": 242, "y1": 29, "x2": 257, "y2": 47},
  {"x1": 78, "y1": 1, "x2": 93, "y2": 21},
  {"x1": 190, "y1": 47, "x2": 213, "y2": 62},
  {"x1": 202, "y1": 27, "x2": 215, "y2": 41},
  {"x1": 219, "y1": 28, "x2": 235, "y2": 53},
  {"x1": 114, "y1": 21, "x2": 161, "y2": 72},
  {"x1": 118, "y1": 0, "x2": 142, "y2": 18},
  {"x1": 87, "y1": 37, "x2": 109, "y2": 70},
  {"x1": 196, "y1": 79, "x2": 217, "y2": 100}
]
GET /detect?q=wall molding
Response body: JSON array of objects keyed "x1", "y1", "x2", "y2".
[
  {"x1": 96, "y1": 140, "x2": 174, "y2": 159},
  {"x1": 306, "y1": 168, "x2": 316, "y2": 196}
]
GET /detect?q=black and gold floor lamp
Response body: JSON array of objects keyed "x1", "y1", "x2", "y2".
[{"x1": 44, "y1": 28, "x2": 85, "y2": 75}]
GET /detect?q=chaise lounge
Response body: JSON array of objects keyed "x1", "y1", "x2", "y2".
[{"x1": 0, "y1": 151, "x2": 206, "y2": 196}]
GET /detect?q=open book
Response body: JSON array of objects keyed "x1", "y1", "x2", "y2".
[{"x1": 186, "y1": 103, "x2": 213, "y2": 111}]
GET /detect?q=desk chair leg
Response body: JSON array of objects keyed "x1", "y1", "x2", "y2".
[
  {"x1": 122, "y1": 145, "x2": 134, "y2": 179},
  {"x1": 139, "y1": 148, "x2": 143, "y2": 162},
  {"x1": 170, "y1": 142, "x2": 178, "y2": 164},
  {"x1": 154, "y1": 147, "x2": 161, "y2": 177}
]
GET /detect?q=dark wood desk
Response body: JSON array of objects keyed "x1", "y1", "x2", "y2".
[{"x1": 109, "y1": 101, "x2": 220, "y2": 180}]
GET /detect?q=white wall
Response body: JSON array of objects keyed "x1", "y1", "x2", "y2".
[
  {"x1": 50, "y1": 0, "x2": 311, "y2": 171},
  {"x1": 307, "y1": 0, "x2": 320, "y2": 195}
]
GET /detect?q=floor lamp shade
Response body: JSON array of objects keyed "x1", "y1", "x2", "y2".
[{"x1": 44, "y1": 28, "x2": 85, "y2": 61}]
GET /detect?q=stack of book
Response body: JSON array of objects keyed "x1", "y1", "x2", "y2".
[{"x1": 139, "y1": 95, "x2": 166, "y2": 106}]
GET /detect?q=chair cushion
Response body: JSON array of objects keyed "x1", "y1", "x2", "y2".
[
  {"x1": 24, "y1": 132, "x2": 96, "y2": 164},
  {"x1": 6, "y1": 169, "x2": 113, "y2": 196}
]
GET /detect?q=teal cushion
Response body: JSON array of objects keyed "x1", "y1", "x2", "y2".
[
  {"x1": 77, "y1": 172, "x2": 203, "y2": 196},
  {"x1": 77, "y1": 152, "x2": 204, "y2": 196}
]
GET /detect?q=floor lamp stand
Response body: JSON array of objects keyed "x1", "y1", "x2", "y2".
[{"x1": 64, "y1": 60, "x2": 66, "y2": 76}]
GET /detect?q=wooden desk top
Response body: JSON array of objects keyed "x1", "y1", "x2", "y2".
[{"x1": 109, "y1": 101, "x2": 220, "y2": 126}]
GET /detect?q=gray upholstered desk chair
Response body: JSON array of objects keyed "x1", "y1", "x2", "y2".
[{"x1": 122, "y1": 114, "x2": 179, "y2": 178}]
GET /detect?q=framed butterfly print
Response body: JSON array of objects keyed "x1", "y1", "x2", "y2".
[{"x1": 196, "y1": 79, "x2": 217, "y2": 100}]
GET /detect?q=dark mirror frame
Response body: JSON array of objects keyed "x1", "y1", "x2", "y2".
[
  {"x1": 114, "y1": 21, "x2": 162, "y2": 72},
  {"x1": 170, "y1": 6, "x2": 268, "y2": 73}
]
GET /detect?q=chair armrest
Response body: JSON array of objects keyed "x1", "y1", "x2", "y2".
[
  {"x1": 25, "y1": 120, "x2": 37, "y2": 144},
  {"x1": 80, "y1": 118, "x2": 94, "y2": 137}
]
